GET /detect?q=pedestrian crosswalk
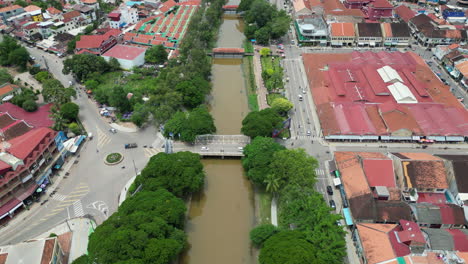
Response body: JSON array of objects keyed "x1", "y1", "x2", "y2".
[
  {"x1": 73, "y1": 200, "x2": 84, "y2": 217},
  {"x1": 97, "y1": 127, "x2": 111, "y2": 148},
  {"x1": 143, "y1": 147, "x2": 161, "y2": 158},
  {"x1": 50, "y1": 193, "x2": 67, "y2": 201},
  {"x1": 315, "y1": 168, "x2": 325, "y2": 176},
  {"x1": 87, "y1": 201, "x2": 109, "y2": 217}
]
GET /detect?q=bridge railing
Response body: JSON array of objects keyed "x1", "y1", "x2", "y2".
[{"x1": 194, "y1": 134, "x2": 251, "y2": 145}]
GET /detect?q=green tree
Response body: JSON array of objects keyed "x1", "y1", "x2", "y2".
[
  {"x1": 42, "y1": 78, "x2": 76, "y2": 105},
  {"x1": 259, "y1": 230, "x2": 316, "y2": 264},
  {"x1": 245, "y1": 0, "x2": 275, "y2": 28},
  {"x1": 136, "y1": 152, "x2": 205, "y2": 198},
  {"x1": 49, "y1": 106, "x2": 68, "y2": 130},
  {"x1": 145, "y1": 45, "x2": 168, "y2": 64},
  {"x1": 131, "y1": 103, "x2": 150, "y2": 127},
  {"x1": 67, "y1": 35, "x2": 81, "y2": 54},
  {"x1": 108, "y1": 86, "x2": 131, "y2": 112},
  {"x1": 84, "y1": 25, "x2": 94, "y2": 34},
  {"x1": 11, "y1": 89, "x2": 37, "y2": 108},
  {"x1": 63, "y1": 54, "x2": 110, "y2": 81},
  {"x1": 271, "y1": 98, "x2": 293, "y2": 114},
  {"x1": 175, "y1": 76, "x2": 210, "y2": 108},
  {"x1": 118, "y1": 189, "x2": 186, "y2": 228},
  {"x1": 260, "y1": 48, "x2": 271, "y2": 57},
  {"x1": 241, "y1": 108, "x2": 282, "y2": 138},
  {"x1": 278, "y1": 187, "x2": 346, "y2": 264},
  {"x1": 35, "y1": 71, "x2": 51, "y2": 83},
  {"x1": 71, "y1": 255, "x2": 89, "y2": 264},
  {"x1": 8, "y1": 46, "x2": 29, "y2": 71},
  {"x1": 250, "y1": 224, "x2": 278, "y2": 247},
  {"x1": 264, "y1": 173, "x2": 280, "y2": 194},
  {"x1": 84, "y1": 79, "x2": 99, "y2": 90},
  {"x1": 269, "y1": 11, "x2": 291, "y2": 39},
  {"x1": 0, "y1": 68, "x2": 12, "y2": 84},
  {"x1": 242, "y1": 137, "x2": 285, "y2": 186},
  {"x1": 163, "y1": 106, "x2": 216, "y2": 143},
  {"x1": 60, "y1": 102, "x2": 79, "y2": 120},
  {"x1": 13, "y1": 0, "x2": 28, "y2": 6},
  {"x1": 68, "y1": 122, "x2": 81, "y2": 135},
  {"x1": 22, "y1": 99, "x2": 38, "y2": 112},
  {"x1": 108, "y1": 57, "x2": 121, "y2": 71},
  {"x1": 269, "y1": 149, "x2": 318, "y2": 189},
  {"x1": 255, "y1": 26, "x2": 271, "y2": 45}
]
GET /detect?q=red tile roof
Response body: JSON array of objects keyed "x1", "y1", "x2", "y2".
[
  {"x1": 24, "y1": 5, "x2": 41, "y2": 12},
  {"x1": 330, "y1": 23, "x2": 356, "y2": 37},
  {"x1": 395, "y1": 5, "x2": 416, "y2": 23},
  {"x1": 0, "y1": 103, "x2": 53, "y2": 128},
  {"x1": 363, "y1": 159, "x2": 396, "y2": 187},
  {"x1": 76, "y1": 29, "x2": 122, "y2": 50},
  {"x1": 439, "y1": 205, "x2": 466, "y2": 226},
  {"x1": 102, "y1": 44, "x2": 146, "y2": 60},
  {"x1": 371, "y1": 0, "x2": 393, "y2": 8},
  {"x1": 62, "y1": 10, "x2": 81, "y2": 21},
  {"x1": 446, "y1": 229, "x2": 468, "y2": 251},
  {"x1": 160, "y1": 0, "x2": 177, "y2": 13},
  {"x1": 0, "y1": 198, "x2": 21, "y2": 219},
  {"x1": 8, "y1": 127, "x2": 55, "y2": 159}
]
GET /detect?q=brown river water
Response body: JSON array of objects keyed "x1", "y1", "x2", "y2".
[{"x1": 179, "y1": 12, "x2": 255, "y2": 264}]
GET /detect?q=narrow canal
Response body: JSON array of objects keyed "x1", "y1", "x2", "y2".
[{"x1": 180, "y1": 10, "x2": 255, "y2": 264}]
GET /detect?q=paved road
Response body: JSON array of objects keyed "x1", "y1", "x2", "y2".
[{"x1": 0, "y1": 47, "x2": 162, "y2": 245}]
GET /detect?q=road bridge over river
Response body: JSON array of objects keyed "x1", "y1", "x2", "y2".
[{"x1": 171, "y1": 135, "x2": 250, "y2": 157}]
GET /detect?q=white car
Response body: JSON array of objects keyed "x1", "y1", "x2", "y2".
[
  {"x1": 307, "y1": 130, "x2": 311, "y2": 136},
  {"x1": 201, "y1": 146, "x2": 209, "y2": 151}
]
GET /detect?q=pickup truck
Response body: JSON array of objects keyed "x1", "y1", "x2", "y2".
[{"x1": 124, "y1": 143, "x2": 138, "y2": 149}]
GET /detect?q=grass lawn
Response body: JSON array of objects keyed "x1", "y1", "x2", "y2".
[
  {"x1": 260, "y1": 55, "x2": 284, "y2": 91},
  {"x1": 259, "y1": 189, "x2": 272, "y2": 224},
  {"x1": 243, "y1": 56, "x2": 258, "y2": 111},
  {"x1": 243, "y1": 39, "x2": 254, "y2": 53},
  {"x1": 266, "y1": 93, "x2": 286, "y2": 106},
  {"x1": 106, "y1": 152, "x2": 122, "y2": 164}
]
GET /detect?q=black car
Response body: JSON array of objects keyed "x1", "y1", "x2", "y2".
[
  {"x1": 329, "y1": 200, "x2": 336, "y2": 209},
  {"x1": 327, "y1": 185, "x2": 333, "y2": 195}
]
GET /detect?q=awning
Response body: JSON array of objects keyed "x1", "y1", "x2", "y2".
[
  {"x1": 412, "y1": 136, "x2": 421, "y2": 141},
  {"x1": 446, "y1": 136, "x2": 464, "y2": 142},
  {"x1": 358, "y1": 42, "x2": 365, "y2": 46},
  {"x1": 343, "y1": 208, "x2": 354, "y2": 226},
  {"x1": 0, "y1": 198, "x2": 22, "y2": 220},
  {"x1": 389, "y1": 136, "x2": 413, "y2": 141},
  {"x1": 384, "y1": 42, "x2": 392, "y2": 46},
  {"x1": 333, "y1": 178, "x2": 342, "y2": 186},
  {"x1": 381, "y1": 136, "x2": 391, "y2": 140},
  {"x1": 361, "y1": 135, "x2": 379, "y2": 140},
  {"x1": 54, "y1": 164, "x2": 62, "y2": 169},
  {"x1": 428, "y1": 136, "x2": 446, "y2": 141}
]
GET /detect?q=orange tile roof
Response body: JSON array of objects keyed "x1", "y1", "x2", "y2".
[
  {"x1": 46, "y1": 7, "x2": 62, "y2": 15},
  {"x1": 457, "y1": 252, "x2": 468, "y2": 264},
  {"x1": 356, "y1": 223, "x2": 398, "y2": 264},
  {"x1": 0, "y1": 5, "x2": 23, "y2": 13},
  {"x1": 324, "y1": 0, "x2": 364, "y2": 17},
  {"x1": 81, "y1": 0, "x2": 97, "y2": 3},
  {"x1": 456, "y1": 60, "x2": 468, "y2": 77},
  {"x1": 335, "y1": 152, "x2": 371, "y2": 198},
  {"x1": 396, "y1": 152, "x2": 441, "y2": 161},
  {"x1": 330, "y1": 23, "x2": 356, "y2": 37}
]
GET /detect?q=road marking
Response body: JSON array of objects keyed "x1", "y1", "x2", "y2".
[
  {"x1": 73, "y1": 200, "x2": 84, "y2": 217},
  {"x1": 315, "y1": 168, "x2": 324, "y2": 176},
  {"x1": 87, "y1": 201, "x2": 109, "y2": 216},
  {"x1": 50, "y1": 193, "x2": 67, "y2": 201},
  {"x1": 97, "y1": 127, "x2": 111, "y2": 148},
  {"x1": 143, "y1": 148, "x2": 160, "y2": 158}
]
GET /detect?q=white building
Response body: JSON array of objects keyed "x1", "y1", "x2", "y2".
[
  {"x1": 102, "y1": 44, "x2": 146, "y2": 70},
  {"x1": 108, "y1": 4, "x2": 139, "y2": 29}
]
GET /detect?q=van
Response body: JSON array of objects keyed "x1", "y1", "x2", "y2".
[{"x1": 298, "y1": 95, "x2": 303, "y2": 101}]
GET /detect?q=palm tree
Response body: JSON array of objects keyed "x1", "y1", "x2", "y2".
[
  {"x1": 49, "y1": 106, "x2": 68, "y2": 131},
  {"x1": 264, "y1": 174, "x2": 280, "y2": 195}
]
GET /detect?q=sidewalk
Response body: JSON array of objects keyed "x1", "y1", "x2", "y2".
[
  {"x1": 271, "y1": 196, "x2": 278, "y2": 226},
  {"x1": 252, "y1": 47, "x2": 269, "y2": 110},
  {"x1": 118, "y1": 175, "x2": 137, "y2": 206},
  {"x1": 1, "y1": 151, "x2": 80, "y2": 230},
  {"x1": 110, "y1": 122, "x2": 138, "y2": 133}
]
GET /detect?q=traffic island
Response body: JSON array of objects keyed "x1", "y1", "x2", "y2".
[{"x1": 104, "y1": 152, "x2": 124, "y2": 165}]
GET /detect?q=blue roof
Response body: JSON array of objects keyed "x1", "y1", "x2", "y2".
[
  {"x1": 343, "y1": 208, "x2": 354, "y2": 226},
  {"x1": 126, "y1": 1, "x2": 142, "y2": 6}
]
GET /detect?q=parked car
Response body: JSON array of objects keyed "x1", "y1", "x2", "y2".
[
  {"x1": 109, "y1": 128, "x2": 117, "y2": 134},
  {"x1": 306, "y1": 130, "x2": 311, "y2": 136},
  {"x1": 124, "y1": 143, "x2": 138, "y2": 149},
  {"x1": 327, "y1": 185, "x2": 333, "y2": 195},
  {"x1": 329, "y1": 200, "x2": 336, "y2": 209}
]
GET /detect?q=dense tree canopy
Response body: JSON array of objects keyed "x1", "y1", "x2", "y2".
[
  {"x1": 240, "y1": 0, "x2": 291, "y2": 44},
  {"x1": 87, "y1": 190, "x2": 186, "y2": 264},
  {"x1": 145, "y1": 45, "x2": 168, "y2": 64},
  {"x1": 42, "y1": 78, "x2": 76, "y2": 105},
  {"x1": 259, "y1": 230, "x2": 316, "y2": 264},
  {"x1": 241, "y1": 108, "x2": 282, "y2": 138},
  {"x1": 0, "y1": 68, "x2": 12, "y2": 84},
  {"x1": 0, "y1": 36, "x2": 30, "y2": 70},
  {"x1": 269, "y1": 149, "x2": 318, "y2": 189},
  {"x1": 11, "y1": 89, "x2": 37, "y2": 109},
  {"x1": 163, "y1": 106, "x2": 216, "y2": 142},
  {"x1": 242, "y1": 137, "x2": 285, "y2": 186},
  {"x1": 250, "y1": 224, "x2": 278, "y2": 247},
  {"x1": 63, "y1": 54, "x2": 110, "y2": 81},
  {"x1": 118, "y1": 189, "x2": 186, "y2": 228},
  {"x1": 60, "y1": 102, "x2": 79, "y2": 121},
  {"x1": 22, "y1": 99, "x2": 38, "y2": 112},
  {"x1": 175, "y1": 77, "x2": 211, "y2": 108},
  {"x1": 136, "y1": 152, "x2": 205, "y2": 198}
]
